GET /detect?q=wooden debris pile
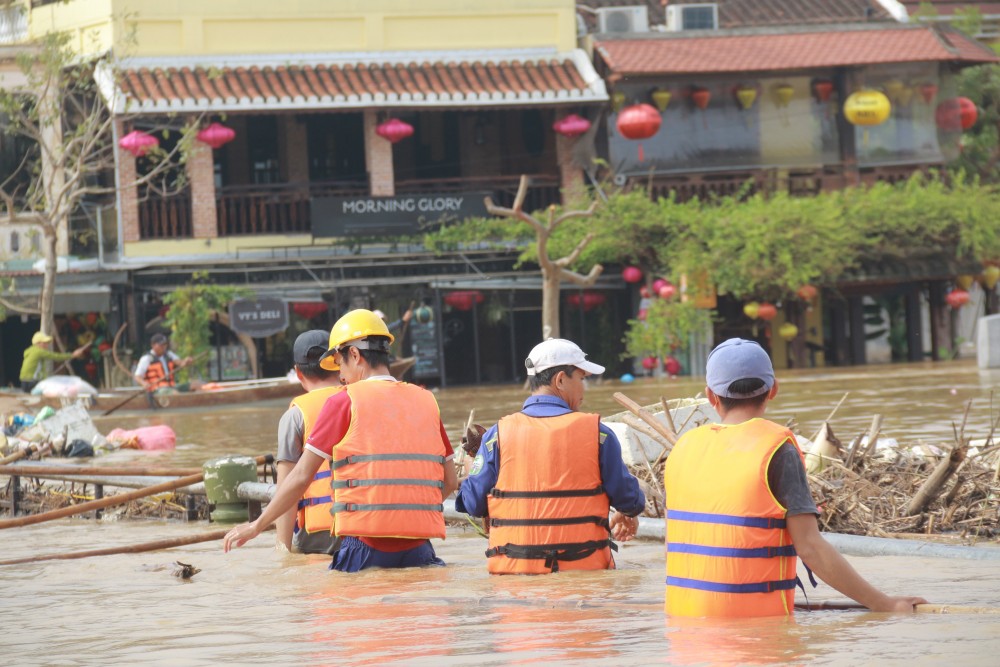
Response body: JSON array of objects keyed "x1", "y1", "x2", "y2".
[{"x1": 4, "y1": 480, "x2": 210, "y2": 521}]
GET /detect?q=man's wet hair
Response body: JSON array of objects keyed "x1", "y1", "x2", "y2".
[
  {"x1": 357, "y1": 335, "x2": 392, "y2": 369},
  {"x1": 297, "y1": 362, "x2": 337, "y2": 381},
  {"x1": 716, "y1": 377, "x2": 770, "y2": 411},
  {"x1": 528, "y1": 364, "x2": 577, "y2": 392}
]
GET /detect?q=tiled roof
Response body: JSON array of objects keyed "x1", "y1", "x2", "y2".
[
  {"x1": 101, "y1": 50, "x2": 607, "y2": 114},
  {"x1": 579, "y1": 0, "x2": 893, "y2": 29},
  {"x1": 595, "y1": 25, "x2": 997, "y2": 76}
]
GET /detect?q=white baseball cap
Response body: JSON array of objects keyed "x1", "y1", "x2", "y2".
[
  {"x1": 372, "y1": 309, "x2": 386, "y2": 320},
  {"x1": 525, "y1": 339, "x2": 605, "y2": 376}
]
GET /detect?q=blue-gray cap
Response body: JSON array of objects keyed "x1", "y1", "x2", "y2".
[{"x1": 705, "y1": 338, "x2": 775, "y2": 398}]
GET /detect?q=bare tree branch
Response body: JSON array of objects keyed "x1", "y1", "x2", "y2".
[{"x1": 554, "y1": 232, "x2": 595, "y2": 268}]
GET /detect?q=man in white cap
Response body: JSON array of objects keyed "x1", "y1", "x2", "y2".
[
  {"x1": 664, "y1": 338, "x2": 926, "y2": 617},
  {"x1": 19, "y1": 331, "x2": 89, "y2": 393},
  {"x1": 456, "y1": 338, "x2": 645, "y2": 574}
]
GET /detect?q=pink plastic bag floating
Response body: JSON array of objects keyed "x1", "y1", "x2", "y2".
[{"x1": 106, "y1": 425, "x2": 176, "y2": 451}]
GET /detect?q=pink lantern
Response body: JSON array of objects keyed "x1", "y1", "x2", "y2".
[
  {"x1": 444, "y1": 290, "x2": 484, "y2": 312},
  {"x1": 553, "y1": 114, "x2": 592, "y2": 138},
  {"x1": 642, "y1": 356, "x2": 657, "y2": 371},
  {"x1": 196, "y1": 122, "x2": 236, "y2": 149},
  {"x1": 663, "y1": 356, "x2": 681, "y2": 376},
  {"x1": 568, "y1": 292, "x2": 606, "y2": 312},
  {"x1": 652, "y1": 278, "x2": 668, "y2": 293},
  {"x1": 622, "y1": 266, "x2": 643, "y2": 283},
  {"x1": 639, "y1": 285, "x2": 650, "y2": 299},
  {"x1": 637, "y1": 308, "x2": 648, "y2": 321},
  {"x1": 118, "y1": 130, "x2": 159, "y2": 157},
  {"x1": 375, "y1": 118, "x2": 414, "y2": 144},
  {"x1": 658, "y1": 283, "x2": 676, "y2": 300}
]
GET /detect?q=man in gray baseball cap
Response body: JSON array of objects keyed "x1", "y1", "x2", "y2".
[
  {"x1": 663, "y1": 338, "x2": 926, "y2": 617},
  {"x1": 455, "y1": 338, "x2": 645, "y2": 574}
]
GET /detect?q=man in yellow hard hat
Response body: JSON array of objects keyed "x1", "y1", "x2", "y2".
[
  {"x1": 224, "y1": 309, "x2": 458, "y2": 571},
  {"x1": 19, "y1": 331, "x2": 90, "y2": 393}
]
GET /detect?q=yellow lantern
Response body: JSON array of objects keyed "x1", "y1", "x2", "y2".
[
  {"x1": 743, "y1": 301, "x2": 760, "y2": 319},
  {"x1": 956, "y1": 274, "x2": 975, "y2": 290},
  {"x1": 772, "y1": 84, "x2": 794, "y2": 108},
  {"x1": 981, "y1": 265, "x2": 1000, "y2": 290},
  {"x1": 843, "y1": 90, "x2": 891, "y2": 126},
  {"x1": 736, "y1": 86, "x2": 757, "y2": 111},
  {"x1": 883, "y1": 80, "x2": 904, "y2": 103},
  {"x1": 611, "y1": 92, "x2": 626, "y2": 112},
  {"x1": 779, "y1": 322, "x2": 799, "y2": 341},
  {"x1": 651, "y1": 89, "x2": 672, "y2": 112}
]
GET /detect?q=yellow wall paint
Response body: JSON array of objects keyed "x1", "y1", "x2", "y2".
[
  {"x1": 29, "y1": 0, "x2": 576, "y2": 58},
  {"x1": 382, "y1": 13, "x2": 562, "y2": 51},
  {"x1": 200, "y1": 19, "x2": 367, "y2": 54},
  {"x1": 122, "y1": 235, "x2": 335, "y2": 258}
]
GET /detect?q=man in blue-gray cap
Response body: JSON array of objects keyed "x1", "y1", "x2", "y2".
[{"x1": 663, "y1": 338, "x2": 926, "y2": 617}]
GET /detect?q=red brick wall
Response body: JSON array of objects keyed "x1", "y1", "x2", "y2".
[
  {"x1": 364, "y1": 110, "x2": 395, "y2": 196},
  {"x1": 188, "y1": 140, "x2": 218, "y2": 239},
  {"x1": 556, "y1": 133, "x2": 585, "y2": 205},
  {"x1": 116, "y1": 120, "x2": 140, "y2": 243}
]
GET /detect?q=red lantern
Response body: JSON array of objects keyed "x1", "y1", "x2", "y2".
[
  {"x1": 98, "y1": 342, "x2": 112, "y2": 353},
  {"x1": 118, "y1": 130, "x2": 159, "y2": 157},
  {"x1": 658, "y1": 284, "x2": 676, "y2": 300},
  {"x1": 292, "y1": 302, "x2": 327, "y2": 320},
  {"x1": 663, "y1": 356, "x2": 681, "y2": 376},
  {"x1": 85, "y1": 312, "x2": 98, "y2": 326},
  {"x1": 946, "y1": 289, "x2": 970, "y2": 309},
  {"x1": 444, "y1": 290, "x2": 484, "y2": 312},
  {"x1": 616, "y1": 103, "x2": 661, "y2": 162},
  {"x1": 642, "y1": 356, "x2": 657, "y2": 371},
  {"x1": 757, "y1": 302, "x2": 777, "y2": 321},
  {"x1": 652, "y1": 278, "x2": 667, "y2": 293},
  {"x1": 691, "y1": 87, "x2": 711, "y2": 110},
  {"x1": 637, "y1": 308, "x2": 648, "y2": 321},
  {"x1": 622, "y1": 266, "x2": 643, "y2": 283},
  {"x1": 375, "y1": 118, "x2": 415, "y2": 144},
  {"x1": 196, "y1": 122, "x2": 236, "y2": 149},
  {"x1": 936, "y1": 98, "x2": 978, "y2": 132},
  {"x1": 639, "y1": 285, "x2": 650, "y2": 299},
  {"x1": 919, "y1": 83, "x2": 939, "y2": 104},
  {"x1": 797, "y1": 285, "x2": 818, "y2": 301},
  {"x1": 553, "y1": 114, "x2": 591, "y2": 138},
  {"x1": 84, "y1": 361, "x2": 99, "y2": 381},
  {"x1": 812, "y1": 79, "x2": 834, "y2": 104}
]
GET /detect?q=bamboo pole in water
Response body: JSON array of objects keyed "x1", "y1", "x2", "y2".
[
  {"x1": 0, "y1": 529, "x2": 229, "y2": 566},
  {"x1": 0, "y1": 464, "x2": 203, "y2": 477}
]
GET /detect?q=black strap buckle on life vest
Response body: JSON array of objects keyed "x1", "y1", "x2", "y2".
[
  {"x1": 488, "y1": 515, "x2": 611, "y2": 530},
  {"x1": 485, "y1": 539, "x2": 617, "y2": 573},
  {"x1": 488, "y1": 485, "x2": 605, "y2": 499}
]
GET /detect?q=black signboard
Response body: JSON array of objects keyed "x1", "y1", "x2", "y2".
[
  {"x1": 229, "y1": 298, "x2": 289, "y2": 337},
  {"x1": 312, "y1": 192, "x2": 490, "y2": 237},
  {"x1": 410, "y1": 316, "x2": 441, "y2": 380}
]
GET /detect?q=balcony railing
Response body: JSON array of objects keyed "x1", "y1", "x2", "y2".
[
  {"x1": 139, "y1": 193, "x2": 192, "y2": 239},
  {"x1": 216, "y1": 180, "x2": 367, "y2": 237},
  {"x1": 0, "y1": 5, "x2": 28, "y2": 45},
  {"x1": 395, "y1": 174, "x2": 561, "y2": 213}
]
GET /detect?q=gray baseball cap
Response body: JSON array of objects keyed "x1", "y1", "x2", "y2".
[
  {"x1": 705, "y1": 338, "x2": 774, "y2": 398},
  {"x1": 293, "y1": 330, "x2": 331, "y2": 366}
]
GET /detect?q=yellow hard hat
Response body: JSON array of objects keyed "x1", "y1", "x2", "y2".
[{"x1": 319, "y1": 309, "x2": 394, "y2": 370}]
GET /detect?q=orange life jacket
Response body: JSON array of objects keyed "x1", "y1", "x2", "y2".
[
  {"x1": 292, "y1": 385, "x2": 344, "y2": 534},
  {"x1": 330, "y1": 380, "x2": 447, "y2": 540},
  {"x1": 486, "y1": 411, "x2": 614, "y2": 574},
  {"x1": 144, "y1": 355, "x2": 176, "y2": 389},
  {"x1": 664, "y1": 418, "x2": 801, "y2": 618}
]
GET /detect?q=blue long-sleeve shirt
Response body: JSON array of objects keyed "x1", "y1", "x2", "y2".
[{"x1": 455, "y1": 395, "x2": 646, "y2": 517}]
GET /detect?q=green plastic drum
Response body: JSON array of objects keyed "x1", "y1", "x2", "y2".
[{"x1": 203, "y1": 455, "x2": 258, "y2": 523}]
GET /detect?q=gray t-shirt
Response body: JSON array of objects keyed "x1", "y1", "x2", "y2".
[
  {"x1": 767, "y1": 442, "x2": 819, "y2": 517},
  {"x1": 277, "y1": 405, "x2": 340, "y2": 556}
]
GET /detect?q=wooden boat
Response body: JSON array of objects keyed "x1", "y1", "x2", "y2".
[{"x1": 22, "y1": 357, "x2": 417, "y2": 412}]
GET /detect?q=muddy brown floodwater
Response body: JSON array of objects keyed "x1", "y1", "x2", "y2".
[{"x1": 1, "y1": 359, "x2": 998, "y2": 665}]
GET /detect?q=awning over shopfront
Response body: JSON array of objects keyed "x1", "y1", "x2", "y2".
[
  {"x1": 98, "y1": 48, "x2": 607, "y2": 114},
  {"x1": 595, "y1": 24, "x2": 998, "y2": 77}
]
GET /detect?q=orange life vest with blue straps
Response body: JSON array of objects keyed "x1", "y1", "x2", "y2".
[
  {"x1": 486, "y1": 411, "x2": 614, "y2": 574},
  {"x1": 664, "y1": 418, "x2": 802, "y2": 617},
  {"x1": 330, "y1": 380, "x2": 447, "y2": 540},
  {"x1": 143, "y1": 355, "x2": 176, "y2": 389},
  {"x1": 291, "y1": 385, "x2": 344, "y2": 534}
]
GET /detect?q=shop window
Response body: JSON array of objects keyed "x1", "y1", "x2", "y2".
[{"x1": 247, "y1": 116, "x2": 280, "y2": 184}]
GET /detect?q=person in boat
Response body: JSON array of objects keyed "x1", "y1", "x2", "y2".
[
  {"x1": 133, "y1": 333, "x2": 194, "y2": 393},
  {"x1": 19, "y1": 331, "x2": 90, "y2": 393},
  {"x1": 224, "y1": 309, "x2": 458, "y2": 571},
  {"x1": 664, "y1": 338, "x2": 927, "y2": 617},
  {"x1": 455, "y1": 338, "x2": 646, "y2": 574},
  {"x1": 275, "y1": 330, "x2": 344, "y2": 555},
  {"x1": 373, "y1": 307, "x2": 412, "y2": 336}
]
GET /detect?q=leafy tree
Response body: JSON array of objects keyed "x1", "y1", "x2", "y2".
[
  {"x1": 0, "y1": 29, "x2": 195, "y2": 336},
  {"x1": 622, "y1": 298, "x2": 713, "y2": 364},
  {"x1": 163, "y1": 273, "x2": 250, "y2": 380}
]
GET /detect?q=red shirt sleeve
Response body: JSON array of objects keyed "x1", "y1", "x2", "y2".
[
  {"x1": 305, "y1": 390, "x2": 352, "y2": 457},
  {"x1": 439, "y1": 419, "x2": 454, "y2": 457}
]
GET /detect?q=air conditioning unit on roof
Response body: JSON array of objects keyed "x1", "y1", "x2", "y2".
[{"x1": 596, "y1": 6, "x2": 650, "y2": 34}]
